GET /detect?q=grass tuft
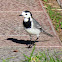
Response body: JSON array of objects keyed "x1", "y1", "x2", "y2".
[
  {"x1": 2, "y1": 57, "x2": 14, "y2": 62},
  {"x1": 2, "y1": 47, "x2": 62, "y2": 62},
  {"x1": 23, "y1": 46, "x2": 35, "y2": 62},
  {"x1": 23, "y1": 46, "x2": 62, "y2": 62},
  {"x1": 43, "y1": 0, "x2": 62, "y2": 31}
]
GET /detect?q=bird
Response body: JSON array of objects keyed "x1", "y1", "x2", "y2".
[{"x1": 19, "y1": 10, "x2": 53, "y2": 48}]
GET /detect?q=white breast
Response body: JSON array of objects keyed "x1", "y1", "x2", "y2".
[{"x1": 25, "y1": 28, "x2": 41, "y2": 35}]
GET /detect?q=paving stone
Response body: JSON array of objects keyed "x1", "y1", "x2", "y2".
[
  {"x1": 0, "y1": 35, "x2": 61, "y2": 47},
  {"x1": 0, "y1": 47, "x2": 62, "y2": 62},
  {"x1": 0, "y1": 0, "x2": 43, "y2": 11}
]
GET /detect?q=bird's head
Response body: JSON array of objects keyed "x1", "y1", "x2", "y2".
[{"x1": 19, "y1": 10, "x2": 32, "y2": 18}]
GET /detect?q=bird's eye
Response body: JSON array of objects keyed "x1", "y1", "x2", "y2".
[{"x1": 26, "y1": 14, "x2": 27, "y2": 15}]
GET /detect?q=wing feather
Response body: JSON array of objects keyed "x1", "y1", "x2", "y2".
[{"x1": 32, "y1": 18, "x2": 42, "y2": 29}]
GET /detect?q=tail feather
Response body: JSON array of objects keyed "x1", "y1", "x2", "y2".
[{"x1": 40, "y1": 29, "x2": 53, "y2": 37}]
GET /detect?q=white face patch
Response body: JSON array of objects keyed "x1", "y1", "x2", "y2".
[
  {"x1": 22, "y1": 11, "x2": 31, "y2": 18},
  {"x1": 24, "y1": 18, "x2": 29, "y2": 22}
]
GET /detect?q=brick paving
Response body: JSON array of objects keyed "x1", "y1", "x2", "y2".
[
  {"x1": 0, "y1": 0, "x2": 62, "y2": 47},
  {"x1": 0, "y1": 47, "x2": 62, "y2": 62}
]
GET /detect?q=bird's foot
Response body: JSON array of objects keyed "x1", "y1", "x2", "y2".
[
  {"x1": 35, "y1": 37, "x2": 38, "y2": 41},
  {"x1": 32, "y1": 41, "x2": 35, "y2": 46},
  {"x1": 28, "y1": 44, "x2": 32, "y2": 48}
]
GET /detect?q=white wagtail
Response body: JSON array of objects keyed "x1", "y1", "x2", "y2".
[{"x1": 19, "y1": 10, "x2": 53, "y2": 47}]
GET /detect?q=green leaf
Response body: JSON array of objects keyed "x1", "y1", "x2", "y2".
[
  {"x1": 30, "y1": 46, "x2": 35, "y2": 59},
  {"x1": 23, "y1": 54, "x2": 29, "y2": 59},
  {"x1": 60, "y1": 22, "x2": 62, "y2": 25},
  {"x1": 44, "y1": 0, "x2": 47, "y2": 2},
  {"x1": 2, "y1": 59, "x2": 7, "y2": 62},
  {"x1": 56, "y1": 24, "x2": 59, "y2": 30},
  {"x1": 61, "y1": 25, "x2": 62, "y2": 29},
  {"x1": 56, "y1": 19, "x2": 59, "y2": 23}
]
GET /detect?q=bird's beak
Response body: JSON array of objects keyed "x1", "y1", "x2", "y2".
[{"x1": 19, "y1": 15, "x2": 23, "y2": 16}]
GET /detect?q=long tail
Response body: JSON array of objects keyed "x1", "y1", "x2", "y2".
[{"x1": 40, "y1": 28, "x2": 53, "y2": 37}]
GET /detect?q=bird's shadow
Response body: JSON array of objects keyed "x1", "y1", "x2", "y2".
[{"x1": 7, "y1": 38, "x2": 39, "y2": 45}]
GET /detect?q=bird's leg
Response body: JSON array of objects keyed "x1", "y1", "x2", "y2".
[
  {"x1": 35, "y1": 34, "x2": 39, "y2": 41},
  {"x1": 30, "y1": 35, "x2": 32, "y2": 41},
  {"x1": 32, "y1": 34, "x2": 39, "y2": 46},
  {"x1": 36, "y1": 37, "x2": 39, "y2": 40},
  {"x1": 28, "y1": 35, "x2": 32, "y2": 48}
]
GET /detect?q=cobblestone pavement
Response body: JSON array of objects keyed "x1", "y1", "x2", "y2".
[{"x1": 0, "y1": 0, "x2": 62, "y2": 62}]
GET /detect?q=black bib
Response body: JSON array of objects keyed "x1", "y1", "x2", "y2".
[{"x1": 23, "y1": 18, "x2": 31, "y2": 28}]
